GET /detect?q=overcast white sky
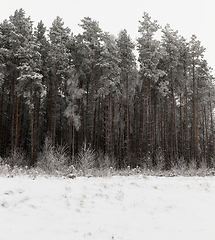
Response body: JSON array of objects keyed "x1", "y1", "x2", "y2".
[{"x1": 1, "y1": 0, "x2": 215, "y2": 75}]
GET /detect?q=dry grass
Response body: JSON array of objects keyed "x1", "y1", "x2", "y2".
[{"x1": 0, "y1": 144, "x2": 215, "y2": 178}]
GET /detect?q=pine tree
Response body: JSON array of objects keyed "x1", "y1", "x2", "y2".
[
  {"x1": 177, "y1": 37, "x2": 189, "y2": 160},
  {"x1": 117, "y1": 29, "x2": 137, "y2": 166},
  {"x1": 98, "y1": 32, "x2": 121, "y2": 157},
  {"x1": 64, "y1": 67, "x2": 84, "y2": 161},
  {"x1": 78, "y1": 17, "x2": 103, "y2": 146},
  {"x1": 0, "y1": 28, "x2": 7, "y2": 155},
  {"x1": 188, "y1": 35, "x2": 205, "y2": 166},
  {"x1": 34, "y1": 21, "x2": 49, "y2": 150},
  {"x1": 48, "y1": 16, "x2": 70, "y2": 146},
  {"x1": 160, "y1": 25, "x2": 181, "y2": 167},
  {"x1": 0, "y1": 20, "x2": 15, "y2": 155},
  {"x1": 137, "y1": 12, "x2": 162, "y2": 165},
  {"x1": 17, "y1": 38, "x2": 43, "y2": 164},
  {"x1": 8, "y1": 9, "x2": 34, "y2": 162},
  {"x1": 1, "y1": 9, "x2": 215, "y2": 169}
]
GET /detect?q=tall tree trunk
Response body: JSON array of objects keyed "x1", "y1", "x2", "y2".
[
  {"x1": 93, "y1": 98, "x2": 97, "y2": 151},
  {"x1": 14, "y1": 96, "x2": 20, "y2": 150},
  {"x1": 96, "y1": 96, "x2": 101, "y2": 151},
  {"x1": 192, "y1": 64, "x2": 199, "y2": 164},
  {"x1": 126, "y1": 74, "x2": 130, "y2": 163},
  {"x1": 153, "y1": 100, "x2": 157, "y2": 164},
  {"x1": 80, "y1": 97, "x2": 85, "y2": 146},
  {"x1": 202, "y1": 108, "x2": 206, "y2": 162},
  {"x1": 0, "y1": 88, "x2": 4, "y2": 156},
  {"x1": 91, "y1": 63, "x2": 95, "y2": 146},
  {"x1": 196, "y1": 77, "x2": 200, "y2": 167},
  {"x1": 68, "y1": 120, "x2": 72, "y2": 156},
  {"x1": 133, "y1": 98, "x2": 138, "y2": 163},
  {"x1": 109, "y1": 86, "x2": 113, "y2": 157},
  {"x1": 104, "y1": 96, "x2": 108, "y2": 154},
  {"x1": 170, "y1": 68, "x2": 178, "y2": 163},
  {"x1": 142, "y1": 76, "x2": 147, "y2": 152},
  {"x1": 209, "y1": 93, "x2": 215, "y2": 166},
  {"x1": 53, "y1": 66, "x2": 58, "y2": 146},
  {"x1": 85, "y1": 78, "x2": 89, "y2": 143},
  {"x1": 159, "y1": 98, "x2": 164, "y2": 153},
  {"x1": 68, "y1": 120, "x2": 75, "y2": 163},
  {"x1": 184, "y1": 84, "x2": 190, "y2": 164},
  {"x1": 34, "y1": 92, "x2": 41, "y2": 156},
  {"x1": 14, "y1": 61, "x2": 21, "y2": 152},
  {"x1": 30, "y1": 79, "x2": 34, "y2": 165},
  {"x1": 11, "y1": 71, "x2": 16, "y2": 154},
  {"x1": 170, "y1": 68, "x2": 174, "y2": 162},
  {"x1": 164, "y1": 96, "x2": 169, "y2": 168},
  {"x1": 173, "y1": 93, "x2": 178, "y2": 161},
  {"x1": 72, "y1": 123, "x2": 75, "y2": 163},
  {"x1": 179, "y1": 90, "x2": 184, "y2": 158},
  {"x1": 148, "y1": 77, "x2": 153, "y2": 163},
  {"x1": 203, "y1": 106, "x2": 209, "y2": 165},
  {"x1": 120, "y1": 93, "x2": 125, "y2": 165}
]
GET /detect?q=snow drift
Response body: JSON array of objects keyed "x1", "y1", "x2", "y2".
[{"x1": 0, "y1": 175, "x2": 215, "y2": 240}]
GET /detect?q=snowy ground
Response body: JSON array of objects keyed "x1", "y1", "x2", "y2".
[{"x1": 0, "y1": 175, "x2": 215, "y2": 240}]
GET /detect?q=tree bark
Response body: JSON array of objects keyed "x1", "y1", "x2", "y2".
[
  {"x1": 209, "y1": 93, "x2": 215, "y2": 166},
  {"x1": 192, "y1": 64, "x2": 199, "y2": 164},
  {"x1": 184, "y1": 84, "x2": 190, "y2": 164},
  {"x1": 52, "y1": 65, "x2": 58, "y2": 146}
]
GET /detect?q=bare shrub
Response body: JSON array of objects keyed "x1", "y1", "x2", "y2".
[
  {"x1": 155, "y1": 150, "x2": 166, "y2": 171},
  {"x1": 6, "y1": 148, "x2": 28, "y2": 167},
  {"x1": 37, "y1": 137, "x2": 69, "y2": 174},
  {"x1": 76, "y1": 142, "x2": 96, "y2": 176},
  {"x1": 139, "y1": 155, "x2": 153, "y2": 170},
  {"x1": 175, "y1": 157, "x2": 188, "y2": 170},
  {"x1": 96, "y1": 151, "x2": 116, "y2": 170}
]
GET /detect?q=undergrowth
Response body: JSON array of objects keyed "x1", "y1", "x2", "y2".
[
  {"x1": 0, "y1": 141, "x2": 215, "y2": 179},
  {"x1": 0, "y1": 162, "x2": 215, "y2": 179}
]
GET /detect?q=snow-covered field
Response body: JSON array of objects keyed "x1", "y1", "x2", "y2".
[{"x1": 0, "y1": 175, "x2": 215, "y2": 240}]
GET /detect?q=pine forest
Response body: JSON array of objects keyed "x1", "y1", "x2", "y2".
[{"x1": 0, "y1": 9, "x2": 215, "y2": 171}]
